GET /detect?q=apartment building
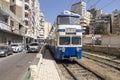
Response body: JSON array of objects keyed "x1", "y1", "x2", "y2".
[
  {"x1": 0, "y1": 0, "x2": 42, "y2": 45},
  {"x1": 112, "y1": 9, "x2": 120, "y2": 34},
  {"x1": 0, "y1": 0, "x2": 26, "y2": 45},
  {"x1": 90, "y1": 14, "x2": 112, "y2": 34},
  {"x1": 39, "y1": 11, "x2": 45, "y2": 41},
  {"x1": 88, "y1": 8, "x2": 102, "y2": 18},
  {"x1": 71, "y1": 1, "x2": 91, "y2": 34},
  {"x1": 24, "y1": 0, "x2": 43, "y2": 43},
  {"x1": 44, "y1": 21, "x2": 51, "y2": 39}
]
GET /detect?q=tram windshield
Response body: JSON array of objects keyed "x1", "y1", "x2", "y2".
[
  {"x1": 59, "y1": 36, "x2": 81, "y2": 45},
  {"x1": 59, "y1": 37, "x2": 70, "y2": 45},
  {"x1": 72, "y1": 37, "x2": 81, "y2": 45},
  {"x1": 57, "y1": 16, "x2": 80, "y2": 25}
]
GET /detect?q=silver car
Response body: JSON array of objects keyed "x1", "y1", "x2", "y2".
[{"x1": 28, "y1": 42, "x2": 40, "y2": 53}]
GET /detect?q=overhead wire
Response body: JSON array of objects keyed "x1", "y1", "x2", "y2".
[
  {"x1": 86, "y1": 0, "x2": 91, "y2": 4},
  {"x1": 68, "y1": 0, "x2": 75, "y2": 10},
  {"x1": 89, "y1": 0, "x2": 101, "y2": 9},
  {"x1": 100, "y1": 0, "x2": 115, "y2": 9}
]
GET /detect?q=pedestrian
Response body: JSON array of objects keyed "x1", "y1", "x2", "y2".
[{"x1": 26, "y1": 44, "x2": 29, "y2": 50}]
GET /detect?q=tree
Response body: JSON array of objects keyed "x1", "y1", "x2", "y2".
[{"x1": 95, "y1": 23, "x2": 108, "y2": 35}]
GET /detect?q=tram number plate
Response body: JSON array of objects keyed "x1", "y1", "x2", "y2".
[{"x1": 66, "y1": 28, "x2": 76, "y2": 33}]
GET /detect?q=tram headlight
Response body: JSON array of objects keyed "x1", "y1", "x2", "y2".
[
  {"x1": 59, "y1": 47, "x2": 62, "y2": 50},
  {"x1": 76, "y1": 47, "x2": 80, "y2": 52},
  {"x1": 62, "y1": 47, "x2": 65, "y2": 52}
]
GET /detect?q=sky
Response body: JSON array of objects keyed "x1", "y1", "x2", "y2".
[{"x1": 40, "y1": 0, "x2": 120, "y2": 24}]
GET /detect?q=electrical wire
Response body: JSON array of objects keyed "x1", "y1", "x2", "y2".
[
  {"x1": 68, "y1": 0, "x2": 75, "y2": 9},
  {"x1": 88, "y1": 0, "x2": 101, "y2": 9},
  {"x1": 86, "y1": 0, "x2": 91, "y2": 4},
  {"x1": 100, "y1": 0, "x2": 115, "y2": 9}
]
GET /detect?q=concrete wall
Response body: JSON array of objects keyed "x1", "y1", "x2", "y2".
[
  {"x1": 83, "y1": 45, "x2": 120, "y2": 58},
  {"x1": 101, "y1": 35, "x2": 120, "y2": 47},
  {"x1": 83, "y1": 35, "x2": 120, "y2": 47}
]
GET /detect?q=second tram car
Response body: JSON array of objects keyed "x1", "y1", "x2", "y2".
[{"x1": 48, "y1": 10, "x2": 82, "y2": 60}]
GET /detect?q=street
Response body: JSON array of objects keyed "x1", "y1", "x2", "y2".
[{"x1": 0, "y1": 52, "x2": 36, "y2": 80}]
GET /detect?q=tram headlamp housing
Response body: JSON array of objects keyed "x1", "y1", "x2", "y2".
[
  {"x1": 59, "y1": 47, "x2": 62, "y2": 50},
  {"x1": 76, "y1": 47, "x2": 80, "y2": 52},
  {"x1": 62, "y1": 47, "x2": 65, "y2": 52}
]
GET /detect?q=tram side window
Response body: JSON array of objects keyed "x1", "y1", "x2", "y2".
[
  {"x1": 59, "y1": 37, "x2": 70, "y2": 45},
  {"x1": 72, "y1": 37, "x2": 81, "y2": 45}
]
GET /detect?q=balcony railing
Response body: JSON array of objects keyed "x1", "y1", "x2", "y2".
[
  {"x1": 0, "y1": 3, "x2": 25, "y2": 27},
  {"x1": 0, "y1": 21, "x2": 11, "y2": 31}
]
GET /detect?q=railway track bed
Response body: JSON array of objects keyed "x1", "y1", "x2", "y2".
[
  {"x1": 56, "y1": 52, "x2": 120, "y2": 80},
  {"x1": 57, "y1": 60, "x2": 103, "y2": 80}
]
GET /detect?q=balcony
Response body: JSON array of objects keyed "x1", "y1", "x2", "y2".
[
  {"x1": 0, "y1": 3, "x2": 25, "y2": 28},
  {"x1": 25, "y1": 3, "x2": 29, "y2": 8},
  {"x1": 25, "y1": 9, "x2": 29, "y2": 14},
  {"x1": 24, "y1": 17, "x2": 29, "y2": 21},
  {"x1": 0, "y1": 21, "x2": 11, "y2": 32}
]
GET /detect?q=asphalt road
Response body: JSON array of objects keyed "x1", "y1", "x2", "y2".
[{"x1": 0, "y1": 52, "x2": 36, "y2": 80}]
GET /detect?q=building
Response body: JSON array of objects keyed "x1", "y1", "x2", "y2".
[
  {"x1": 88, "y1": 8, "x2": 102, "y2": 18},
  {"x1": 38, "y1": 11, "x2": 45, "y2": 41},
  {"x1": 112, "y1": 9, "x2": 120, "y2": 34},
  {"x1": 71, "y1": 2, "x2": 86, "y2": 16},
  {"x1": 71, "y1": 1, "x2": 91, "y2": 34},
  {"x1": 0, "y1": 0, "x2": 26, "y2": 45},
  {"x1": 44, "y1": 21, "x2": 51, "y2": 39},
  {"x1": 23, "y1": 0, "x2": 43, "y2": 43},
  {"x1": 0, "y1": 0, "x2": 43, "y2": 45},
  {"x1": 90, "y1": 14, "x2": 112, "y2": 35}
]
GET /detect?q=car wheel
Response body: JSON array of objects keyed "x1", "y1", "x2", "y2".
[{"x1": 4, "y1": 53, "x2": 8, "y2": 57}]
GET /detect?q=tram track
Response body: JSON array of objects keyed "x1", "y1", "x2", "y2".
[
  {"x1": 83, "y1": 51, "x2": 120, "y2": 71},
  {"x1": 57, "y1": 60, "x2": 104, "y2": 80}
]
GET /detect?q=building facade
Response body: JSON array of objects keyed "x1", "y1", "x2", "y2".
[
  {"x1": 0, "y1": 0, "x2": 26, "y2": 45},
  {"x1": 89, "y1": 14, "x2": 112, "y2": 35},
  {"x1": 0, "y1": 0, "x2": 43, "y2": 45},
  {"x1": 44, "y1": 21, "x2": 51, "y2": 39},
  {"x1": 112, "y1": 10, "x2": 120, "y2": 34},
  {"x1": 38, "y1": 11, "x2": 45, "y2": 42},
  {"x1": 71, "y1": 1, "x2": 91, "y2": 34},
  {"x1": 88, "y1": 8, "x2": 102, "y2": 18}
]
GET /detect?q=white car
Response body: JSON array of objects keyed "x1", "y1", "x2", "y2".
[{"x1": 11, "y1": 43, "x2": 23, "y2": 53}]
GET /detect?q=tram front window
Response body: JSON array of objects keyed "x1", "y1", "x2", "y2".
[
  {"x1": 59, "y1": 37, "x2": 70, "y2": 45},
  {"x1": 57, "y1": 16, "x2": 80, "y2": 25},
  {"x1": 72, "y1": 37, "x2": 81, "y2": 45}
]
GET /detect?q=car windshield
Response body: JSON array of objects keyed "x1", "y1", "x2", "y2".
[{"x1": 30, "y1": 43, "x2": 39, "y2": 46}]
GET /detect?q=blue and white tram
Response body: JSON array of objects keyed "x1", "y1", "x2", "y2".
[{"x1": 49, "y1": 10, "x2": 82, "y2": 60}]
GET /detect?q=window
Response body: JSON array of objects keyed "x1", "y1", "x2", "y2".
[
  {"x1": 57, "y1": 16, "x2": 80, "y2": 25},
  {"x1": 59, "y1": 37, "x2": 70, "y2": 45},
  {"x1": 72, "y1": 37, "x2": 81, "y2": 45}
]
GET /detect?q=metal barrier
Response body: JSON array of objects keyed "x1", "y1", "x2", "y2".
[
  {"x1": 23, "y1": 45, "x2": 45, "y2": 80},
  {"x1": 23, "y1": 68, "x2": 31, "y2": 80}
]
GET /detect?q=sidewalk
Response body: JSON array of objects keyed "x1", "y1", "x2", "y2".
[{"x1": 37, "y1": 50, "x2": 61, "y2": 80}]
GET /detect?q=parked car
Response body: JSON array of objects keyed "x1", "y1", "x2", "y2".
[
  {"x1": 28, "y1": 42, "x2": 40, "y2": 53},
  {"x1": 11, "y1": 43, "x2": 23, "y2": 53},
  {"x1": 0, "y1": 46, "x2": 13, "y2": 57}
]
